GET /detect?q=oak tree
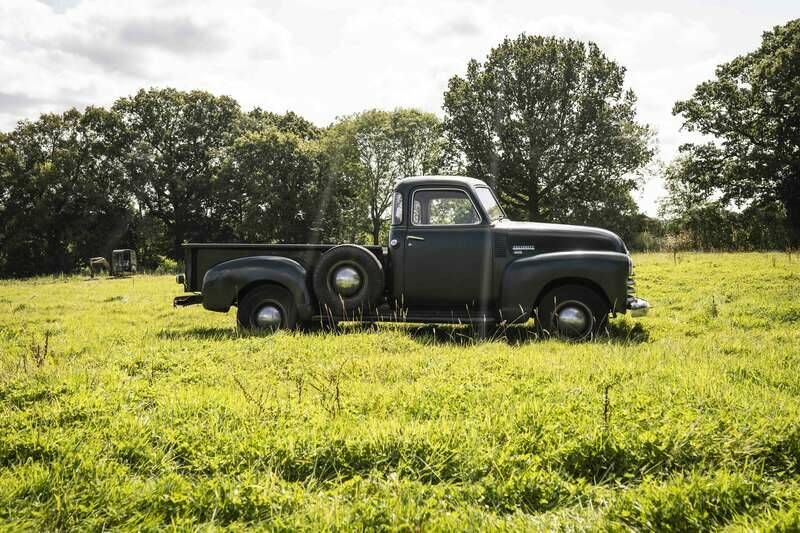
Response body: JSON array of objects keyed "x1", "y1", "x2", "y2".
[
  {"x1": 443, "y1": 34, "x2": 653, "y2": 224},
  {"x1": 113, "y1": 88, "x2": 241, "y2": 257}
]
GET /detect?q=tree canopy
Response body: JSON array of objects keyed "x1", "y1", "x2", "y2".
[
  {"x1": 113, "y1": 88, "x2": 242, "y2": 257},
  {"x1": 442, "y1": 34, "x2": 653, "y2": 228},
  {"x1": 323, "y1": 109, "x2": 446, "y2": 244},
  {"x1": 0, "y1": 108, "x2": 131, "y2": 276},
  {"x1": 671, "y1": 18, "x2": 800, "y2": 246},
  {"x1": 215, "y1": 126, "x2": 339, "y2": 244}
]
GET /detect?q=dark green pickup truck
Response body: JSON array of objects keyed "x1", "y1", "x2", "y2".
[{"x1": 174, "y1": 176, "x2": 649, "y2": 340}]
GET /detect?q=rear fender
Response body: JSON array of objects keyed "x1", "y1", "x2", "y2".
[
  {"x1": 499, "y1": 251, "x2": 629, "y2": 322},
  {"x1": 201, "y1": 256, "x2": 313, "y2": 320}
]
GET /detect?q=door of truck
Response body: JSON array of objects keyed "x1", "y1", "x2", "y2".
[{"x1": 400, "y1": 187, "x2": 492, "y2": 309}]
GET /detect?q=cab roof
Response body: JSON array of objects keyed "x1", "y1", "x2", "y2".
[{"x1": 394, "y1": 175, "x2": 488, "y2": 194}]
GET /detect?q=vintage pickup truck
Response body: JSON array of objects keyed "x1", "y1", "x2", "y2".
[{"x1": 174, "y1": 176, "x2": 649, "y2": 340}]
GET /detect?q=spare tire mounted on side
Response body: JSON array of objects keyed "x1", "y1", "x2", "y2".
[{"x1": 313, "y1": 245, "x2": 384, "y2": 315}]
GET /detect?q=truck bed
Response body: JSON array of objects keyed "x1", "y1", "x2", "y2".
[{"x1": 182, "y1": 243, "x2": 386, "y2": 293}]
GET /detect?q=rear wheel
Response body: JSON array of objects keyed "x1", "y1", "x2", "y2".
[
  {"x1": 237, "y1": 285, "x2": 297, "y2": 331},
  {"x1": 535, "y1": 284, "x2": 609, "y2": 341}
]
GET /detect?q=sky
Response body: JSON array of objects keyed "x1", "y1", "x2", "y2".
[{"x1": 0, "y1": 0, "x2": 796, "y2": 215}]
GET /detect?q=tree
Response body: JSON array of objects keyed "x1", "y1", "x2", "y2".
[
  {"x1": 213, "y1": 110, "x2": 350, "y2": 245},
  {"x1": 0, "y1": 108, "x2": 131, "y2": 277},
  {"x1": 442, "y1": 34, "x2": 653, "y2": 224},
  {"x1": 659, "y1": 155, "x2": 790, "y2": 250},
  {"x1": 390, "y1": 109, "x2": 449, "y2": 179},
  {"x1": 240, "y1": 108, "x2": 322, "y2": 141},
  {"x1": 215, "y1": 126, "x2": 343, "y2": 244},
  {"x1": 113, "y1": 88, "x2": 241, "y2": 257},
  {"x1": 323, "y1": 109, "x2": 446, "y2": 244},
  {"x1": 672, "y1": 19, "x2": 800, "y2": 247}
]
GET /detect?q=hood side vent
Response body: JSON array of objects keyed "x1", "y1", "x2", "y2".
[{"x1": 494, "y1": 234, "x2": 507, "y2": 257}]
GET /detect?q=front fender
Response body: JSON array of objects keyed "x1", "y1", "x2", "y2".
[
  {"x1": 500, "y1": 251, "x2": 630, "y2": 321},
  {"x1": 202, "y1": 256, "x2": 313, "y2": 320}
]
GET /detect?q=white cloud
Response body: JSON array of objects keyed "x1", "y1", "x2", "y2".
[
  {"x1": 1, "y1": 0, "x2": 795, "y2": 214},
  {"x1": 0, "y1": 0, "x2": 291, "y2": 119}
]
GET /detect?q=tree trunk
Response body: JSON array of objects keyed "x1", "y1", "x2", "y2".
[
  {"x1": 783, "y1": 174, "x2": 800, "y2": 248},
  {"x1": 172, "y1": 233, "x2": 185, "y2": 261},
  {"x1": 527, "y1": 179, "x2": 540, "y2": 222},
  {"x1": 371, "y1": 219, "x2": 380, "y2": 245},
  {"x1": 172, "y1": 217, "x2": 185, "y2": 260}
]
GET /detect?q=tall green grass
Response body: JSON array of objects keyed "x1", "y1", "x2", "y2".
[{"x1": 1, "y1": 253, "x2": 799, "y2": 530}]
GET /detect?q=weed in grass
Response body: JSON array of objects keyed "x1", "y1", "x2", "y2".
[
  {"x1": 15, "y1": 331, "x2": 51, "y2": 372},
  {"x1": 709, "y1": 297, "x2": 720, "y2": 319},
  {"x1": 231, "y1": 373, "x2": 270, "y2": 417},
  {"x1": 602, "y1": 378, "x2": 619, "y2": 431}
]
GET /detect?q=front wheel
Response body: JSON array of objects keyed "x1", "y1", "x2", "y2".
[
  {"x1": 535, "y1": 284, "x2": 609, "y2": 341},
  {"x1": 237, "y1": 285, "x2": 297, "y2": 331}
]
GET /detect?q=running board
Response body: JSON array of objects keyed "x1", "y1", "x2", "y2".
[{"x1": 310, "y1": 312, "x2": 499, "y2": 325}]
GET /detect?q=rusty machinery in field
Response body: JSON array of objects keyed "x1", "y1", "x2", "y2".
[{"x1": 89, "y1": 249, "x2": 137, "y2": 278}]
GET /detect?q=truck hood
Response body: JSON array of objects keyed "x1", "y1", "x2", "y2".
[{"x1": 495, "y1": 219, "x2": 627, "y2": 254}]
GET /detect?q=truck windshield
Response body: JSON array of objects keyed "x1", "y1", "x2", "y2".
[{"x1": 474, "y1": 187, "x2": 506, "y2": 222}]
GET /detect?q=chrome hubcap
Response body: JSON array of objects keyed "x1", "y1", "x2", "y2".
[
  {"x1": 555, "y1": 303, "x2": 590, "y2": 337},
  {"x1": 333, "y1": 266, "x2": 361, "y2": 296},
  {"x1": 254, "y1": 304, "x2": 282, "y2": 329}
]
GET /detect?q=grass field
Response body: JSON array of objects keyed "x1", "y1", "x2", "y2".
[{"x1": 1, "y1": 253, "x2": 799, "y2": 531}]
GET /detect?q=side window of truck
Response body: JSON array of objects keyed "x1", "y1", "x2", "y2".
[
  {"x1": 392, "y1": 192, "x2": 403, "y2": 225},
  {"x1": 411, "y1": 189, "x2": 481, "y2": 226}
]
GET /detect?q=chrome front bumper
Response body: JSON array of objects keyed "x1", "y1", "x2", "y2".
[
  {"x1": 625, "y1": 258, "x2": 648, "y2": 317},
  {"x1": 173, "y1": 294, "x2": 202, "y2": 307},
  {"x1": 627, "y1": 297, "x2": 650, "y2": 317}
]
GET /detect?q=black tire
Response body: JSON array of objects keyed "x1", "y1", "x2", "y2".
[
  {"x1": 313, "y1": 245, "x2": 384, "y2": 315},
  {"x1": 534, "y1": 284, "x2": 609, "y2": 341},
  {"x1": 237, "y1": 285, "x2": 297, "y2": 331}
]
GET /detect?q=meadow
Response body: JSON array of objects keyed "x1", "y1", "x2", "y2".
[{"x1": 1, "y1": 253, "x2": 799, "y2": 531}]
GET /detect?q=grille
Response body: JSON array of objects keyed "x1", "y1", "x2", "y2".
[
  {"x1": 494, "y1": 234, "x2": 507, "y2": 257},
  {"x1": 626, "y1": 269, "x2": 637, "y2": 303}
]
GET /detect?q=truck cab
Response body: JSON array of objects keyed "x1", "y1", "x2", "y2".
[
  {"x1": 388, "y1": 178, "x2": 494, "y2": 310},
  {"x1": 174, "y1": 176, "x2": 649, "y2": 340}
]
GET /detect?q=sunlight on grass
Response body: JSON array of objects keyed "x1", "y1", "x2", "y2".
[{"x1": 1, "y1": 253, "x2": 799, "y2": 529}]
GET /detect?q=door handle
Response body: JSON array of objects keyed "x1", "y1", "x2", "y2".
[{"x1": 408, "y1": 235, "x2": 425, "y2": 241}]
